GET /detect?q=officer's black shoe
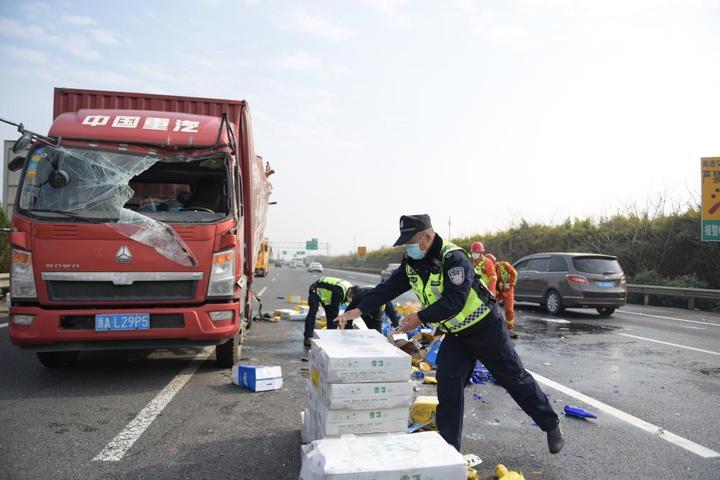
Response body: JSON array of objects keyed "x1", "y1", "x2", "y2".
[
  {"x1": 510, "y1": 331, "x2": 520, "y2": 339},
  {"x1": 547, "y1": 422, "x2": 564, "y2": 454},
  {"x1": 303, "y1": 338, "x2": 312, "y2": 348}
]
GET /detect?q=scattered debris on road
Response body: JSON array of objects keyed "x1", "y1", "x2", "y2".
[{"x1": 563, "y1": 405, "x2": 598, "y2": 420}]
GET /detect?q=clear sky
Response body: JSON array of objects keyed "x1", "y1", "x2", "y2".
[{"x1": 1, "y1": 0, "x2": 719, "y2": 255}]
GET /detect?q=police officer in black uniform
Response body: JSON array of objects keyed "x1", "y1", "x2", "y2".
[
  {"x1": 344, "y1": 286, "x2": 400, "y2": 332},
  {"x1": 334, "y1": 214, "x2": 564, "y2": 454}
]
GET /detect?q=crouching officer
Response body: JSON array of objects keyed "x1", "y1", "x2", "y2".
[
  {"x1": 303, "y1": 276, "x2": 354, "y2": 347},
  {"x1": 334, "y1": 214, "x2": 564, "y2": 454}
]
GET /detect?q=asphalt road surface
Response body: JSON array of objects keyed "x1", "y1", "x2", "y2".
[{"x1": 1, "y1": 266, "x2": 719, "y2": 479}]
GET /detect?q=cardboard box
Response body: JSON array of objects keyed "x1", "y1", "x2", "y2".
[
  {"x1": 232, "y1": 365, "x2": 283, "y2": 392},
  {"x1": 309, "y1": 401, "x2": 409, "y2": 437},
  {"x1": 309, "y1": 381, "x2": 414, "y2": 410},
  {"x1": 411, "y1": 395, "x2": 439, "y2": 424},
  {"x1": 299, "y1": 432, "x2": 467, "y2": 480},
  {"x1": 310, "y1": 335, "x2": 411, "y2": 384}
]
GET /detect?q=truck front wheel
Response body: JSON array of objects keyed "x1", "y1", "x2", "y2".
[
  {"x1": 216, "y1": 333, "x2": 242, "y2": 368},
  {"x1": 36, "y1": 351, "x2": 79, "y2": 368}
]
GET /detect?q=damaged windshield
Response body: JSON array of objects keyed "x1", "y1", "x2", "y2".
[{"x1": 18, "y1": 145, "x2": 233, "y2": 266}]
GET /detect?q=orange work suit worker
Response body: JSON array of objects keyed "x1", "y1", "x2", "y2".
[
  {"x1": 496, "y1": 260, "x2": 518, "y2": 332},
  {"x1": 473, "y1": 256, "x2": 497, "y2": 296}
]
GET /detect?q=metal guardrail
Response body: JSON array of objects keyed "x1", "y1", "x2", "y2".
[
  {"x1": 321, "y1": 274, "x2": 720, "y2": 310},
  {"x1": 626, "y1": 284, "x2": 720, "y2": 310},
  {"x1": 324, "y1": 266, "x2": 381, "y2": 275}
]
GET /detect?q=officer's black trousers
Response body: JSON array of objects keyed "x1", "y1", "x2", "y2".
[
  {"x1": 303, "y1": 290, "x2": 340, "y2": 339},
  {"x1": 436, "y1": 305, "x2": 559, "y2": 450}
]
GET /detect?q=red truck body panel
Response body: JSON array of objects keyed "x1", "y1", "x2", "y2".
[
  {"x1": 49, "y1": 110, "x2": 230, "y2": 148},
  {"x1": 8, "y1": 88, "x2": 271, "y2": 353},
  {"x1": 51, "y1": 87, "x2": 266, "y2": 278}
]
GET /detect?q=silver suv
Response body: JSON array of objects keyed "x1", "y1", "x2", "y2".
[{"x1": 514, "y1": 253, "x2": 627, "y2": 316}]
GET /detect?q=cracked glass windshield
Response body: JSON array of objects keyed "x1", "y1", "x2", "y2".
[{"x1": 18, "y1": 145, "x2": 232, "y2": 266}]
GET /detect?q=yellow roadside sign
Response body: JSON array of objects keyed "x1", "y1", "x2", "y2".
[
  {"x1": 357, "y1": 246, "x2": 367, "y2": 257},
  {"x1": 701, "y1": 157, "x2": 720, "y2": 241}
]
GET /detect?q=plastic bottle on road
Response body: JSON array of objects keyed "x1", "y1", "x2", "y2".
[{"x1": 564, "y1": 405, "x2": 598, "y2": 419}]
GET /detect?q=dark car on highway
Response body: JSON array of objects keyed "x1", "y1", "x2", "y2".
[{"x1": 513, "y1": 253, "x2": 626, "y2": 316}]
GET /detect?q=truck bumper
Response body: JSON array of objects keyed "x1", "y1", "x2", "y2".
[{"x1": 8, "y1": 303, "x2": 240, "y2": 352}]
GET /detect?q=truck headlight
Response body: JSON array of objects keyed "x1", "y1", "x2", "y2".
[
  {"x1": 11, "y1": 249, "x2": 37, "y2": 300},
  {"x1": 208, "y1": 249, "x2": 235, "y2": 298},
  {"x1": 11, "y1": 314, "x2": 34, "y2": 326}
]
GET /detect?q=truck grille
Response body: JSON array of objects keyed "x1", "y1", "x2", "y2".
[
  {"x1": 60, "y1": 314, "x2": 185, "y2": 330},
  {"x1": 47, "y1": 281, "x2": 197, "y2": 302}
]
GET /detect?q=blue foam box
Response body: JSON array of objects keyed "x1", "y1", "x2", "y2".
[
  {"x1": 232, "y1": 365, "x2": 283, "y2": 392},
  {"x1": 424, "y1": 338, "x2": 442, "y2": 367}
]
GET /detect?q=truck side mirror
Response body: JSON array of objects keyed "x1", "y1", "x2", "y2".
[
  {"x1": 12, "y1": 133, "x2": 32, "y2": 153},
  {"x1": 8, "y1": 155, "x2": 25, "y2": 172}
]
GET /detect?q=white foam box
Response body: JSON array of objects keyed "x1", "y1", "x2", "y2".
[
  {"x1": 351, "y1": 317, "x2": 369, "y2": 330},
  {"x1": 275, "y1": 309, "x2": 297, "y2": 320},
  {"x1": 232, "y1": 365, "x2": 283, "y2": 392},
  {"x1": 299, "y1": 431, "x2": 467, "y2": 480},
  {"x1": 278, "y1": 309, "x2": 307, "y2": 321},
  {"x1": 301, "y1": 410, "x2": 316, "y2": 444},
  {"x1": 309, "y1": 335, "x2": 411, "y2": 384},
  {"x1": 308, "y1": 380, "x2": 413, "y2": 410},
  {"x1": 313, "y1": 329, "x2": 386, "y2": 340},
  {"x1": 308, "y1": 401, "x2": 409, "y2": 438}
]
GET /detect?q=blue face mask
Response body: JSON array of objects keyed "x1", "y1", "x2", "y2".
[{"x1": 404, "y1": 242, "x2": 425, "y2": 260}]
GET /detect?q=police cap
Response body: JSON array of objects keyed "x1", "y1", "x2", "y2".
[{"x1": 393, "y1": 214, "x2": 432, "y2": 246}]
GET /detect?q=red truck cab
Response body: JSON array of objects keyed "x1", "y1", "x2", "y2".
[{"x1": 7, "y1": 88, "x2": 272, "y2": 368}]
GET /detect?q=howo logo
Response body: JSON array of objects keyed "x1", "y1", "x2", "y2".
[
  {"x1": 46, "y1": 264, "x2": 80, "y2": 269},
  {"x1": 116, "y1": 246, "x2": 133, "y2": 264}
]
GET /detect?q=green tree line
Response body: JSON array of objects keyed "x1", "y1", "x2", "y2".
[{"x1": 320, "y1": 207, "x2": 720, "y2": 308}]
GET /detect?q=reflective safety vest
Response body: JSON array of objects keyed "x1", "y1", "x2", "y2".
[
  {"x1": 474, "y1": 258, "x2": 493, "y2": 287},
  {"x1": 316, "y1": 276, "x2": 352, "y2": 305},
  {"x1": 497, "y1": 261, "x2": 515, "y2": 287},
  {"x1": 406, "y1": 241, "x2": 492, "y2": 334}
]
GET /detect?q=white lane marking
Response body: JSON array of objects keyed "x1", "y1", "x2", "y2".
[
  {"x1": 534, "y1": 318, "x2": 571, "y2": 324},
  {"x1": 271, "y1": 276, "x2": 276, "y2": 283},
  {"x1": 257, "y1": 286, "x2": 268, "y2": 297},
  {"x1": 619, "y1": 333, "x2": 720, "y2": 357},
  {"x1": 0, "y1": 323, "x2": 8, "y2": 329},
  {"x1": 529, "y1": 370, "x2": 720, "y2": 458},
  {"x1": 93, "y1": 347, "x2": 213, "y2": 462},
  {"x1": 618, "y1": 309, "x2": 720, "y2": 328}
]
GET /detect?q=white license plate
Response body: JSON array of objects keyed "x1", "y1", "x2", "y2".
[{"x1": 95, "y1": 313, "x2": 150, "y2": 331}]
